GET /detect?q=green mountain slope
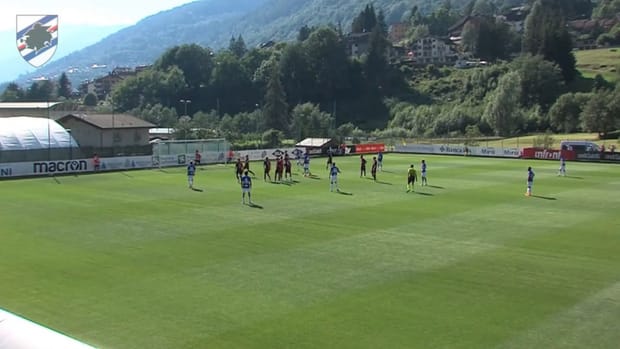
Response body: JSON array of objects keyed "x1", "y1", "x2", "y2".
[{"x1": 14, "y1": 0, "x2": 452, "y2": 86}]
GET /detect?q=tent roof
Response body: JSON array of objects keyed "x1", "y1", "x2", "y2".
[
  {"x1": 0, "y1": 116, "x2": 78, "y2": 151},
  {"x1": 0, "y1": 102, "x2": 62, "y2": 109},
  {"x1": 295, "y1": 138, "x2": 335, "y2": 148}
]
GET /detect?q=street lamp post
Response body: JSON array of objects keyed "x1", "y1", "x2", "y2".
[{"x1": 180, "y1": 99, "x2": 192, "y2": 116}]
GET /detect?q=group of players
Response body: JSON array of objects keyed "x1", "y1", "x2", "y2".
[{"x1": 187, "y1": 148, "x2": 564, "y2": 203}]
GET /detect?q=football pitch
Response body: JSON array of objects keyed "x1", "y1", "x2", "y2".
[{"x1": 1, "y1": 154, "x2": 619, "y2": 349}]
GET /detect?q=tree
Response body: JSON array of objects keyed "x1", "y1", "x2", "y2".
[
  {"x1": 298, "y1": 25, "x2": 314, "y2": 41},
  {"x1": 462, "y1": 17, "x2": 515, "y2": 61},
  {"x1": 83, "y1": 92, "x2": 98, "y2": 106},
  {"x1": 548, "y1": 92, "x2": 590, "y2": 133},
  {"x1": 262, "y1": 64, "x2": 289, "y2": 133},
  {"x1": 155, "y1": 44, "x2": 214, "y2": 91},
  {"x1": 581, "y1": 88, "x2": 619, "y2": 137},
  {"x1": 1, "y1": 82, "x2": 25, "y2": 102},
  {"x1": 26, "y1": 80, "x2": 55, "y2": 101},
  {"x1": 262, "y1": 129, "x2": 284, "y2": 148},
  {"x1": 173, "y1": 115, "x2": 194, "y2": 139},
  {"x1": 472, "y1": 0, "x2": 496, "y2": 16},
  {"x1": 229, "y1": 35, "x2": 247, "y2": 58},
  {"x1": 523, "y1": 0, "x2": 576, "y2": 81},
  {"x1": 279, "y1": 43, "x2": 313, "y2": 106},
  {"x1": 57, "y1": 72, "x2": 72, "y2": 99},
  {"x1": 211, "y1": 51, "x2": 255, "y2": 115},
  {"x1": 351, "y1": 4, "x2": 377, "y2": 33},
  {"x1": 511, "y1": 54, "x2": 564, "y2": 110},
  {"x1": 592, "y1": 0, "x2": 620, "y2": 19},
  {"x1": 290, "y1": 103, "x2": 334, "y2": 140},
  {"x1": 483, "y1": 71, "x2": 523, "y2": 136}
]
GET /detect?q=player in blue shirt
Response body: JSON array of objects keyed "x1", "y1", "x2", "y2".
[
  {"x1": 187, "y1": 161, "x2": 196, "y2": 189},
  {"x1": 240, "y1": 170, "x2": 253, "y2": 204},
  {"x1": 421, "y1": 159, "x2": 428, "y2": 186},
  {"x1": 558, "y1": 156, "x2": 566, "y2": 177},
  {"x1": 330, "y1": 162, "x2": 341, "y2": 192},
  {"x1": 303, "y1": 152, "x2": 311, "y2": 177},
  {"x1": 377, "y1": 151, "x2": 383, "y2": 171},
  {"x1": 526, "y1": 166, "x2": 535, "y2": 197}
]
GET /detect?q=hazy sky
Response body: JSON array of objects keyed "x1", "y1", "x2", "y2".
[{"x1": 1, "y1": 0, "x2": 195, "y2": 31}]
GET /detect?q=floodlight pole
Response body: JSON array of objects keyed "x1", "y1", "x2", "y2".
[
  {"x1": 180, "y1": 99, "x2": 192, "y2": 117},
  {"x1": 47, "y1": 99, "x2": 51, "y2": 161}
]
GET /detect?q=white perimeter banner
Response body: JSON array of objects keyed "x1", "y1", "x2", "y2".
[
  {"x1": 394, "y1": 144, "x2": 521, "y2": 158},
  {"x1": 1, "y1": 148, "x2": 308, "y2": 178}
]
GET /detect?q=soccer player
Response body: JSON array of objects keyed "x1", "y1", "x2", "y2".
[
  {"x1": 526, "y1": 166, "x2": 535, "y2": 197},
  {"x1": 194, "y1": 150, "x2": 202, "y2": 166},
  {"x1": 421, "y1": 159, "x2": 428, "y2": 186},
  {"x1": 244, "y1": 155, "x2": 256, "y2": 177},
  {"x1": 276, "y1": 156, "x2": 284, "y2": 182},
  {"x1": 377, "y1": 151, "x2": 383, "y2": 171},
  {"x1": 407, "y1": 164, "x2": 417, "y2": 192},
  {"x1": 235, "y1": 158, "x2": 244, "y2": 182},
  {"x1": 92, "y1": 153, "x2": 101, "y2": 172},
  {"x1": 330, "y1": 162, "x2": 341, "y2": 192},
  {"x1": 284, "y1": 154, "x2": 292, "y2": 181},
  {"x1": 360, "y1": 155, "x2": 367, "y2": 177},
  {"x1": 263, "y1": 156, "x2": 272, "y2": 182},
  {"x1": 371, "y1": 156, "x2": 378, "y2": 181},
  {"x1": 303, "y1": 152, "x2": 311, "y2": 177},
  {"x1": 187, "y1": 161, "x2": 196, "y2": 189},
  {"x1": 558, "y1": 156, "x2": 566, "y2": 177},
  {"x1": 240, "y1": 170, "x2": 252, "y2": 204},
  {"x1": 326, "y1": 150, "x2": 333, "y2": 170}
]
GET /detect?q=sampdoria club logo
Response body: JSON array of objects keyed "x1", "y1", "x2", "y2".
[{"x1": 16, "y1": 15, "x2": 58, "y2": 67}]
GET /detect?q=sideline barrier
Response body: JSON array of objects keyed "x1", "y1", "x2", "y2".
[
  {"x1": 0, "y1": 147, "x2": 307, "y2": 179},
  {"x1": 0, "y1": 309, "x2": 96, "y2": 349},
  {"x1": 394, "y1": 144, "x2": 521, "y2": 158}
]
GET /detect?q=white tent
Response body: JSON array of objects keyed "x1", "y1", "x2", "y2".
[{"x1": 0, "y1": 116, "x2": 79, "y2": 151}]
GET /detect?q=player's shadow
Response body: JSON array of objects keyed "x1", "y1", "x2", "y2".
[
  {"x1": 375, "y1": 180, "x2": 393, "y2": 185},
  {"x1": 428, "y1": 185, "x2": 445, "y2": 189},
  {"x1": 336, "y1": 190, "x2": 353, "y2": 196},
  {"x1": 247, "y1": 202, "x2": 264, "y2": 209},
  {"x1": 533, "y1": 195, "x2": 556, "y2": 200},
  {"x1": 381, "y1": 169, "x2": 394, "y2": 173},
  {"x1": 270, "y1": 181, "x2": 292, "y2": 186},
  {"x1": 306, "y1": 175, "x2": 321, "y2": 180},
  {"x1": 191, "y1": 187, "x2": 204, "y2": 192},
  {"x1": 414, "y1": 191, "x2": 434, "y2": 196},
  {"x1": 566, "y1": 176, "x2": 584, "y2": 180}
]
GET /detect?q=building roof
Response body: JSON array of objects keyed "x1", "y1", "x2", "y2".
[
  {"x1": 0, "y1": 102, "x2": 62, "y2": 109},
  {"x1": 296, "y1": 138, "x2": 335, "y2": 148},
  {"x1": 59, "y1": 113, "x2": 155, "y2": 129}
]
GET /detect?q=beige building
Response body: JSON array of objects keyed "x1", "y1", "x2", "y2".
[
  {"x1": 57, "y1": 113, "x2": 154, "y2": 156},
  {"x1": 409, "y1": 37, "x2": 457, "y2": 66}
]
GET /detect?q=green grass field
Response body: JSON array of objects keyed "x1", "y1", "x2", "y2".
[
  {"x1": 1, "y1": 154, "x2": 619, "y2": 349},
  {"x1": 575, "y1": 48, "x2": 620, "y2": 82}
]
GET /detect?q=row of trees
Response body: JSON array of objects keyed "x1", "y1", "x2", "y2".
[{"x1": 1, "y1": 72, "x2": 72, "y2": 102}]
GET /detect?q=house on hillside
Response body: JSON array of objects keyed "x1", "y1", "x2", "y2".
[
  {"x1": 78, "y1": 65, "x2": 151, "y2": 100},
  {"x1": 57, "y1": 113, "x2": 154, "y2": 156},
  {"x1": 568, "y1": 17, "x2": 619, "y2": 49},
  {"x1": 388, "y1": 22, "x2": 409, "y2": 44},
  {"x1": 409, "y1": 37, "x2": 458, "y2": 66},
  {"x1": 345, "y1": 32, "x2": 372, "y2": 58}
]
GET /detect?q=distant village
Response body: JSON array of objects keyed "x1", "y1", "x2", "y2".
[{"x1": 72, "y1": 5, "x2": 619, "y2": 103}]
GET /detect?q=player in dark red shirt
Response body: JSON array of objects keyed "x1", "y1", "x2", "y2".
[
  {"x1": 263, "y1": 156, "x2": 272, "y2": 182},
  {"x1": 360, "y1": 155, "x2": 367, "y2": 177},
  {"x1": 371, "y1": 156, "x2": 378, "y2": 181},
  {"x1": 276, "y1": 156, "x2": 284, "y2": 182},
  {"x1": 284, "y1": 154, "x2": 292, "y2": 181},
  {"x1": 235, "y1": 158, "x2": 244, "y2": 182},
  {"x1": 243, "y1": 155, "x2": 256, "y2": 176}
]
